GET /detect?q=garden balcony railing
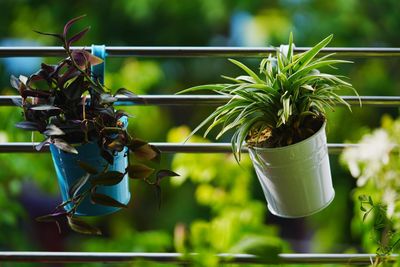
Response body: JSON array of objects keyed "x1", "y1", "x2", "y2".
[{"x1": 0, "y1": 46, "x2": 398, "y2": 265}]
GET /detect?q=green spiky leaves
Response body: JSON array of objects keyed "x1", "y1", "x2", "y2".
[{"x1": 178, "y1": 34, "x2": 358, "y2": 161}]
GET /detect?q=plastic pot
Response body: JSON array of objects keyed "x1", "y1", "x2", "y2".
[
  {"x1": 248, "y1": 121, "x2": 334, "y2": 218},
  {"x1": 49, "y1": 117, "x2": 130, "y2": 216},
  {"x1": 50, "y1": 142, "x2": 130, "y2": 216}
]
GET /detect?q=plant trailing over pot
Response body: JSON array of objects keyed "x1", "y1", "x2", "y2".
[
  {"x1": 178, "y1": 34, "x2": 358, "y2": 218},
  {"x1": 11, "y1": 15, "x2": 178, "y2": 234}
]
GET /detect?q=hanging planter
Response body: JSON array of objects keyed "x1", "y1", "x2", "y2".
[
  {"x1": 12, "y1": 15, "x2": 178, "y2": 234},
  {"x1": 248, "y1": 121, "x2": 334, "y2": 217},
  {"x1": 49, "y1": 117, "x2": 130, "y2": 216},
  {"x1": 178, "y1": 34, "x2": 358, "y2": 218}
]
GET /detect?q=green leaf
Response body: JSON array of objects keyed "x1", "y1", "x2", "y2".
[
  {"x1": 176, "y1": 84, "x2": 228, "y2": 94},
  {"x1": 77, "y1": 160, "x2": 98, "y2": 174},
  {"x1": 91, "y1": 171, "x2": 125, "y2": 186},
  {"x1": 67, "y1": 216, "x2": 101, "y2": 235},
  {"x1": 294, "y1": 34, "x2": 333, "y2": 71},
  {"x1": 127, "y1": 164, "x2": 155, "y2": 179},
  {"x1": 52, "y1": 138, "x2": 78, "y2": 154},
  {"x1": 69, "y1": 173, "x2": 90, "y2": 198},
  {"x1": 228, "y1": 59, "x2": 264, "y2": 84},
  {"x1": 90, "y1": 193, "x2": 128, "y2": 208}
]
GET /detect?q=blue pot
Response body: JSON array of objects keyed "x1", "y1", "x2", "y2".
[{"x1": 50, "y1": 117, "x2": 131, "y2": 217}]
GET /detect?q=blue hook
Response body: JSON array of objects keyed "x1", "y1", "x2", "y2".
[{"x1": 91, "y1": 45, "x2": 107, "y2": 85}]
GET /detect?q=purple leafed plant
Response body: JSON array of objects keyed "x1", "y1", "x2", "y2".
[{"x1": 11, "y1": 15, "x2": 178, "y2": 235}]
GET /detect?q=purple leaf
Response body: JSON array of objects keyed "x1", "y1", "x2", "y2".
[
  {"x1": 101, "y1": 149, "x2": 114, "y2": 164},
  {"x1": 11, "y1": 97, "x2": 22, "y2": 107},
  {"x1": 35, "y1": 137, "x2": 51, "y2": 151},
  {"x1": 63, "y1": 14, "x2": 87, "y2": 38},
  {"x1": 52, "y1": 138, "x2": 78, "y2": 154},
  {"x1": 107, "y1": 140, "x2": 124, "y2": 152},
  {"x1": 15, "y1": 121, "x2": 39, "y2": 131},
  {"x1": 67, "y1": 26, "x2": 90, "y2": 46},
  {"x1": 67, "y1": 216, "x2": 101, "y2": 235},
  {"x1": 156, "y1": 170, "x2": 180, "y2": 185},
  {"x1": 77, "y1": 160, "x2": 98, "y2": 174},
  {"x1": 10, "y1": 75, "x2": 21, "y2": 91},
  {"x1": 90, "y1": 193, "x2": 128, "y2": 208},
  {"x1": 127, "y1": 164, "x2": 155, "y2": 179},
  {"x1": 91, "y1": 171, "x2": 125, "y2": 186},
  {"x1": 33, "y1": 30, "x2": 63, "y2": 41},
  {"x1": 44, "y1": 124, "x2": 65, "y2": 136},
  {"x1": 30, "y1": 105, "x2": 61, "y2": 111},
  {"x1": 114, "y1": 88, "x2": 137, "y2": 98},
  {"x1": 36, "y1": 211, "x2": 68, "y2": 222}
]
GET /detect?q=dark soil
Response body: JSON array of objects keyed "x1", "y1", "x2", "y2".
[{"x1": 247, "y1": 115, "x2": 325, "y2": 148}]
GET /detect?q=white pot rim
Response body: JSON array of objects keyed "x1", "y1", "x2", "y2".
[{"x1": 247, "y1": 119, "x2": 327, "y2": 152}]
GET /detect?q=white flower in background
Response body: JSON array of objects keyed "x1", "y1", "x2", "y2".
[
  {"x1": 342, "y1": 129, "x2": 395, "y2": 186},
  {"x1": 0, "y1": 131, "x2": 8, "y2": 143},
  {"x1": 383, "y1": 189, "x2": 397, "y2": 217}
]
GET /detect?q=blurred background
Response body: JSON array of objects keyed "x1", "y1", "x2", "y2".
[{"x1": 0, "y1": 0, "x2": 399, "y2": 266}]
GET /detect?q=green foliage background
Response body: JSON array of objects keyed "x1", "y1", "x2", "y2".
[{"x1": 0, "y1": 0, "x2": 399, "y2": 266}]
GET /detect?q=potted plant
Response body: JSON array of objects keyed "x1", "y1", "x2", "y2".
[
  {"x1": 11, "y1": 15, "x2": 178, "y2": 234},
  {"x1": 178, "y1": 34, "x2": 358, "y2": 218}
]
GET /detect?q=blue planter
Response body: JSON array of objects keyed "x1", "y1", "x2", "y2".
[{"x1": 50, "y1": 141, "x2": 130, "y2": 216}]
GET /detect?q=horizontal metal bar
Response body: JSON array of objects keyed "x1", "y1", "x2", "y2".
[
  {"x1": 0, "y1": 95, "x2": 397, "y2": 107},
  {"x1": 0, "y1": 252, "x2": 395, "y2": 264},
  {"x1": 1, "y1": 46, "x2": 400, "y2": 58},
  {"x1": 0, "y1": 142, "x2": 355, "y2": 154}
]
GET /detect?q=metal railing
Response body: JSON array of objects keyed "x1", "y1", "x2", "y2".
[
  {"x1": 1, "y1": 46, "x2": 400, "y2": 57},
  {"x1": 0, "y1": 46, "x2": 399, "y2": 264},
  {"x1": 0, "y1": 252, "x2": 396, "y2": 264}
]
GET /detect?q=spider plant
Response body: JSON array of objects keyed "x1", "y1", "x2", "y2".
[{"x1": 179, "y1": 34, "x2": 358, "y2": 161}]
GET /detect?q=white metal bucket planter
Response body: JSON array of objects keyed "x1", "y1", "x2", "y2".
[{"x1": 248, "y1": 122, "x2": 334, "y2": 218}]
